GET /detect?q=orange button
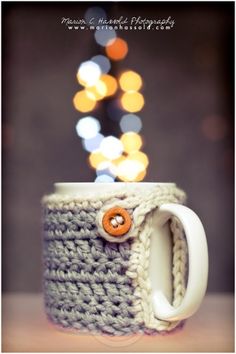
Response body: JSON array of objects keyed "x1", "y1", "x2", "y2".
[{"x1": 102, "y1": 206, "x2": 132, "y2": 237}]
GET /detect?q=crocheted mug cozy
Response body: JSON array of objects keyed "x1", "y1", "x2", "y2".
[{"x1": 42, "y1": 184, "x2": 187, "y2": 335}]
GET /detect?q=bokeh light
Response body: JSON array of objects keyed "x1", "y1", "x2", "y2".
[
  {"x1": 119, "y1": 71, "x2": 143, "y2": 92},
  {"x1": 112, "y1": 154, "x2": 126, "y2": 168},
  {"x1": 96, "y1": 160, "x2": 117, "y2": 177},
  {"x1": 120, "y1": 92, "x2": 145, "y2": 112},
  {"x1": 73, "y1": 91, "x2": 96, "y2": 112},
  {"x1": 117, "y1": 159, "x2": 145, "y2": 181},
  {"x1": 91, "y1": 55, "x2": 111, "y2": 74},
  {"x1": 95, "y1": 174, "x2": 115, "y2": 183},
  {"x1": 120, "y1": 113, "x2": 142, "y2": 133},
  {"x1": 89, "y1": 150, "x2": 108, "y2": 168},
  {"x1": 82, "y1": 133, "x2": 104, "y2": 152},
  {"x1": 100, "y1": 74, "x2": 118, "y2": 97},
  {"x1": 134, "y1": 169, "x2": 147, "y2": 182},
  {"x1": 85, "y1": 7, "x2": 107, "y2": 26},
  {"x1": 77, "y1": 61, "x2": 101, "y2": 87},
  {"x1": 75, "y1": 116, "x2": 101, "y2": 139},
  {"x1": 105, "y1": 38, "x2": 128, "y2": 61},
  {"x1": 128, "y1": 150, "x2": 149, "y2": 168},
  {"x1": 95, "y1": 28, "x2": 117, "y2": 46},
  {"x1": 120, "y1": 132, "x2": 143, "y2": 153},
  {"x1": 86, "y1": 80, "x2": 107, "y2": 100},
  {"x1": 74, "y1": 12, "x2": 149, "y2": 182},
  {"x1": 100, "y1": 135, "x2": 123, "y2": 159}
]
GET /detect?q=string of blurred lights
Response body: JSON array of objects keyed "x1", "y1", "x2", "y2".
[{"x1": 73, "y1": 6, "x2": 149, "y2": 182}]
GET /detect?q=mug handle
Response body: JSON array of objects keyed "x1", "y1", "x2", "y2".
[{"x1": 152, "y1": 203, "x2": 208, "y2": 321}]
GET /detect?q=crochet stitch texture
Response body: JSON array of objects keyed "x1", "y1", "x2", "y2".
[{"x1": 42, "y1": 184, "x2": 187, "y2": 335}]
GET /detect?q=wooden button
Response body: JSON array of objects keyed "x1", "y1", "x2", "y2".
[{"x1": 102, "y1": 207, "x2": 132, "y2": 237}]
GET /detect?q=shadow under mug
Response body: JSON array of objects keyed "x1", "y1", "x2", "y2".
[{"x1": 42, "y1": 182, "x2": 208, "y2": 335}]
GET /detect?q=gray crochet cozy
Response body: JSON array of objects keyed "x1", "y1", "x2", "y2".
[{"x1": 42, "y1": 184, "x2": 187, "y2": 335}]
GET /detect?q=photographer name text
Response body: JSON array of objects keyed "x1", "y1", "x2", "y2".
[{"x1": 61, "y1": 16, "x2": 175, "y2": 31}]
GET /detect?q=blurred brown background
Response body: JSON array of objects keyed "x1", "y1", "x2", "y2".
[{"x1": 2, "y1": 2, "x2": 234, "y2": 292}]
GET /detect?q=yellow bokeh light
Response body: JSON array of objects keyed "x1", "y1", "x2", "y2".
[
  {"x1": 105, "y1": 38, "x2": 128, "y2": 61},
  {"x1": 117, "y1": 175, "x2": 129, "y2": 182},
  {"x1": 135, "y1": 168, "x2": 147, "y2": 182},
  {"x1": 73, "y1": 90, "x2": 96, "y2": 112},
  {"x1": 88, "y1": 150, "x2": 108, "y2": 168},
  {"x1": 86, "y1": 80, "x2": 107, "y2": 101},
  {"x1": 120, "y1": 92, "x2": 145, "y2": 112},
  {"x1": 119, "y1": 71, "x2": 143, "y2": 92},
  {"x1": 112, "y1": 154, "x2": 126, "y2": 166},
  {"x1": 128, "y1": 151, "x2": 149, "y2": 168},
  {"x1": 100, "y1": 74, "x2": 118, "y2": 97},
  {"x1": 120, "y1": 132, "x2": 143, "y2": 153}
]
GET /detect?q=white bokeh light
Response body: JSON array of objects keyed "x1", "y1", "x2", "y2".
[
  {"x1": 100, "y1": 136, "x2": 123, "y2": 159},
  {"x1": 120, "y1": 114, "x2": 143, "y2": 133},
  {"x1": 117, "y1": 159, "x2": 145, "y2": 181},
  {"x1": 75, "y1": 117, "x2": 101, "y2": 139},
  {"x1": 82, "y1": 133, "x2": 104, "y2": 152},
  {"x1": 96, "y1": 160, "x2": 117, "y2": 177},
  {"x1": 85, "y1": 7, "x2": 107, "y2": 26},
  {"x1": 78, "y1": 61, "x2": 101, "y2": 87},
  {"x1": 94, "y1": 28, "x2": 117, "y2": 46},
  {"x1": 95, "y1": 174, "x2": 115, "y2": 183},
  {"x1": 91, "y1": 55, "x2": 111, "y2": 74}
]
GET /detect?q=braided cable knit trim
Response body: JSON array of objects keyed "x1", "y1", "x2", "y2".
[
  {"x1": 125, "y1": 189, "x2": 188, "y2": 332},
  {"x1": 126, "y1": 217, "x2": 188, "y2": 332},
  {"x1": 42, "y1": 187, "x2": 136, "y2": 206}
]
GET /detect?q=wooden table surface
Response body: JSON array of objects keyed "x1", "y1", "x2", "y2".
[{"x1": 2, "y1": 293, "x2": 234, "y2": 352}]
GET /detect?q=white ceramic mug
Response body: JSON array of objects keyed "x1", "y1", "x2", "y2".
[{"x1": 52, "y1": 182, "x2": 208, "y2": 324}]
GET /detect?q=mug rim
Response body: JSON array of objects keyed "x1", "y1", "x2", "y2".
[
  {"x1": 55, "y1": 182, "x2": 176, "y2": 187},
  {"x1": 54, "y1": 182, "x2": 176, "y2": 195}
]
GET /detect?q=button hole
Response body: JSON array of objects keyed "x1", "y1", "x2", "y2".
[
  {"x1": 116, "y1": 214, "x2": 125, "y2": 225},
  {"x1": 110, "y1": 217, "x2": 119, "y2": 228}
]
